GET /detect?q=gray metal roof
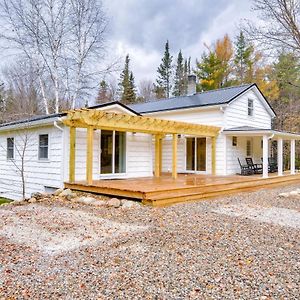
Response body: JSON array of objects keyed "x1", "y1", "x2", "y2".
[
  {"x1": 130, "y1": 84, "x2": 255, "y2": 114},
  {"x1": 224, "y1": 126, "x2": 270, "y2": 131}
]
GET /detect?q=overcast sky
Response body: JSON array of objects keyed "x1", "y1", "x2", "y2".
[{"x1": 102, "y1": 0, "x2": 254, "y2": 83}]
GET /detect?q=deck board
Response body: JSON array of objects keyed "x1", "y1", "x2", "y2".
[{"x1": 65, "y1": 172, "x2": 300, "y2": 206}]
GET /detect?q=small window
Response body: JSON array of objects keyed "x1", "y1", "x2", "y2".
[
  {"x1": 232, "y1": 136, "x2": 237, "y2": 147},
  {"x1": 248, "y1": 99, "x2": 254, "y2": 116},
  {"x1": 39, "y1": 134, "x2": 49, "y2": 160},
  {"x1": 7, "y1": 138, "x2": 14, "y2": 159},
  {"x1": 246, "y1": 140, "x2": 252, "y2": 156}
]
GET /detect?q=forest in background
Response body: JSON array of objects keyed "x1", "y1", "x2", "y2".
[{"x1": 0, "y1": 0, "x2": 300, "y2": 137}]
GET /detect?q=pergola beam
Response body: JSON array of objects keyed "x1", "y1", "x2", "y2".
[{"x1": 63, "y1": 109, "x2": 220, "y2": 137}]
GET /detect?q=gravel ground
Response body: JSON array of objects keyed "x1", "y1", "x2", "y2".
[{"x1": 0, "y1": 185, "x2": 300, "y2": 299}]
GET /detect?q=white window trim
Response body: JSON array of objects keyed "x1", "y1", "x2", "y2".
[
  {"x1": 248, "y1": 98, "x2": 254, "y2": 117},
  {"x1": 7, "y1": 137, "x2": 15, "y2": 161},
  {"x1": 184, "y1": 136, "x2": 207, "y2": 174},
  {"x1": 38, "y1": 133, "x2": 50, "y2": 161},
  {"x1": 98, "y1": 129, "x2": 127, "y2": 178},
  {"x1": 246, "y1": 139, "x2": 253, "y2": 157}
]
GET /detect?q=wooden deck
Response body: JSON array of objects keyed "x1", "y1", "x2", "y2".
[{"x1": 65, "y1": 172, "x2": 300, "y2": 206}]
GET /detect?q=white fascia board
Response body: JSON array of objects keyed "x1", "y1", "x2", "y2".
[{"x1": 0, "y1": 116, "x2": 65, "y2": 133}]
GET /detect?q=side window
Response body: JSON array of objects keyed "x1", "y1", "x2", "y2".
[
  {"x1": 39, "y1": 134, "x2": 49, "y2": 160},
  {"x1": 246, "y1": 140, "x2": 252, "y2": 156},
  {"x1": 232, "y1": 136, "x2": 237, "y2": 147},
  {"x1": 7, "y1": 137, "x2": 14, "y2": 159},
  {"x1": 248, "y1": 99, "x2": 254, "y2": 116}
]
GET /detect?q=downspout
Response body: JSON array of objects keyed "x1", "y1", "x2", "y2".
[{"x1": 54, "y1": 118, "x2": 66, "y2": 188}]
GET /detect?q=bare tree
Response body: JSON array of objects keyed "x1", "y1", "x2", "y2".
[
  {"x1": 1, "y1": 60, "x2": 41, "y2": 123},
  {"x1": 0, "y1": 0, "x2": 108, "y2": 113},
  {"x1": 244, "y1": 0, "x2": 300, "y2": 54},
  {"x1": 138, "y1": 80, "x2": 156, "y2": 102},
  {"x1": 0, "y1": 129, "x2": 35, "y2": 199}
]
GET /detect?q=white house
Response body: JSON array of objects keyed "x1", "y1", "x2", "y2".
[{"x1": 1, "y1": 78, "x2": 300, "y2": 201}]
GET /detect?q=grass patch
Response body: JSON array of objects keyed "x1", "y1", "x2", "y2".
[{"x1": 0, "y1": 197, "x2": 12, "y2": 205}]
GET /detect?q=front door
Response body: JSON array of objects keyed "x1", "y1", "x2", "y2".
[
  {"x1": 100, "y1": 130, "x2": 126, "y2": 175},
  {"x1": 186, "y1": 137, "x2": 206, "y2": 172}
]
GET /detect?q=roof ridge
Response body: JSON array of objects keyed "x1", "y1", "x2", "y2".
[
  {"x1": 194, "y1": 83, "x2": 253, "y2": 95},
  {"x1": 131, "y1": 83, "x2": 254, "y2": 107}
]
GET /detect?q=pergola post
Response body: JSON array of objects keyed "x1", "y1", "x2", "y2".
[
  {"x1": 69, "y1": 126, "x2": 76, "y2": 182},
  {"x1": 211, "y1": 136, "x2": 216, "y2": 175},
  {"x1": 86, "y1": 126, "x2": 94, "y2": 185},
  {"x1": 277, "y1": 138, "x2": 283, "y2": 176},
  {"x1": 155, "y1": 135, "x2": 161, "y2": 177},
  {"x1": 262, "y1": 135, "x2": 269, "y2": 178},
  {"x1": 172, "y1": 134, "x2": 178, "y2": 179},
  {"x1": 291, "y1": 139, "x2": 296, "y2": 175}
]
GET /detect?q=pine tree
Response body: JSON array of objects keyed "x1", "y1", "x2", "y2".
[
  {"x1": 173, "y1": 50, "x2": 186, "y2": 96},
  {"x1": 234, "y1": 31, "x2": 254, "y2": 83},
  {"x1": 96, "y1": 80, "x2": 110, "y2": 104},
  {"x1": 118, "y1": 54, "x2": 136, "y2": 104},
  {"x1": 155, "y1": 40, "x2": 173, "y2": 98}
]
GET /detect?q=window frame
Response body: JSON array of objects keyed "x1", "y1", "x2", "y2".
[
  {"x1": 246, "y1": 139, "x2": 252, "y2": 157},
  {"x1": 7, "y1": 137, "x2": 15, "y2": 160},
  {"x1": 248, "y1": 99, "x2": 254, "y2": 116},
  {"x1": 232, "y1": 136, "x2": 237, "y2": 147},
  {"x1": 38, "y1": 134, "x2": 49, "y2": 161}
]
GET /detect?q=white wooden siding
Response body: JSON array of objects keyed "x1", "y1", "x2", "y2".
[
  {"x1": 225, "y1": 90, "x2": 272, "y2": 129},
  {"x1": 0, "y1": 126, "x2": 64, "y2": 200},
  {"x1": 66, "y1": 129, "x2": 153, "y2": 181}
]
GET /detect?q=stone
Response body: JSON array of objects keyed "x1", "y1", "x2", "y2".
[
  {"x1": 53, "y1": 188, "x2": 64, "y2": 196},
  {"x1": 121, "y1": 199, "x2": 140, "y2": 209},
  {"x1": 289, "y1": 190, "x2": 300, "y2": 196},
  {"x1": 278, "y1": 192, "x2": 290, "y2": 198},
  {"x1": 59, "y1": 189, "x2": 73, "y2": 197},
  {"x1": 78, "y1": 196, "x2": 97, "y2": 205},
  {"x1": 31, "y1": 192, "x2": 44, "y2": 200},
  {"x1": 91, "y1": 200, "x2": 106, "y2": 207},
  {"x1": 28, "y1": 197, "x2": 37, "y2": 203},
  {"x1": 66, "y1": 192, "x2": 77, "y2": 201},
  {"x1": 107, "y1": 198, "x2": 121, "y2": 208}
]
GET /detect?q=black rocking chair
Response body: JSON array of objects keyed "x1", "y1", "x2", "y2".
[
  {"x1": 268, "y1": 157, "x2": 278, "y2": 173},
  {"x1": 238, "y1": 158, "x2": 254, "y2": 175},
  {"x1": 245, "y1": 157, "x2": 263, "y2": 174}
]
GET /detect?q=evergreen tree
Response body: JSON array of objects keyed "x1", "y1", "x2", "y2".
[
  {"x1": 173, "y1": 50, "x2": 185, "y2": 96},
  {"x1": 155, "y1": 40, "x2": 173, "y2": 98},
  {"x1": 118, "y1": 54, "x2": 136, "y2": 104},
  {"x1": 234, "y1": 31, "x2": 254, "y2": 83},
  {"x1": 96, "y1": 80, "x2": 110, "y2": 103}
]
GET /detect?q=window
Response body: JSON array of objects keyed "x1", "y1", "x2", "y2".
[
  {"x1": 7, "y1": 138, "x2": 14, "y2": 159},
  {"x1": 246, "y1": 140, "x2": 252, "y2": 157},
  {"x1": 232, "y1": 136, "x2": 237, "y2": 147},
  {"x1": 39, "y1": 134, "x2": 49, "y2": 160},
  {"x1": 248, "y1": 99, "x2": 254, "y2": 116}
]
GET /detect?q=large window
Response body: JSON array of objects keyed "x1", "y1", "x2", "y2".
[
  {"x1": 7, "y1": 137, "x2": 14, "y2": 159},
  {"x1": 248, "y1": 99, "x2": 254, "y2": 116},
  {"x1": 186, "y1": 137, "x2": 206, "y2": 172},
  {"x1": 39, "y1": 134, "x2": 49, "y2": 160},
  {"x1": 100, "y1": 130, "x2": 126, "y2": 174}
]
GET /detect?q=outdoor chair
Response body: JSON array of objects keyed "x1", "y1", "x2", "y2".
[
  {"x1": 245, "y1": 157, "x2": 263, "y2": 174},
  {"x1": 260, "y1": 157, "x2": 278, "y2": 173},
  {"x1": 268, "y1": 157, "x2": 278, "y2": 173},
  {"x1": 238, "y1": 158, "x2": 254, "y2": 175}
]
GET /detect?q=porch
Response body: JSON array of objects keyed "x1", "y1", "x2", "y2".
[{"x1": 65, "y1": 172, "x2": 300, "y2": 206}]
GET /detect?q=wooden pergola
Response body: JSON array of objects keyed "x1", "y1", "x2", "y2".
[{"x1": 63, "y1": 109, "x2": 221, "y2": 185}]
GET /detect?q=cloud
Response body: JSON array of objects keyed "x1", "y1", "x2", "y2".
[{"x1": 102, "y1": 0, "x2": 253, "y2": 81}]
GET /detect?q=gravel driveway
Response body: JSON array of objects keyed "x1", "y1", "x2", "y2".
[{"x1": 0, "y1": 185, "x2": 300, "y2": 299}]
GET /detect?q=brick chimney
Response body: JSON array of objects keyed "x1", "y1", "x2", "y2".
[{"x1": 187, "y1": 75, "x2": 197, "y2": 96}]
